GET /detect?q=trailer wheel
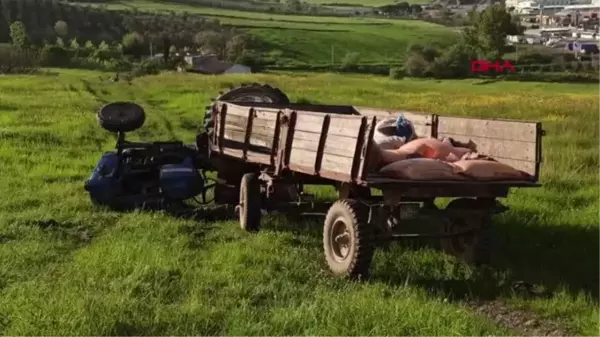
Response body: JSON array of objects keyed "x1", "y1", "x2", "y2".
[
  {"x1": 323, "y1": 199, "x2": 374, "y2": 279},
  {"x1": 238, "y1": 173, "x2": 262, "y2": 232},
  {"x1": 440, "y1": 199, "x2": 493, "y2": 265}
]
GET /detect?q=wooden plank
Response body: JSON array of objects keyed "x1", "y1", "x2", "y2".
[
  {"x1": 294, "y1": 113, "x2": 325, "y2": 134},
  {"x1": 289, "y1": 148, "x2": 317, "y2": 170},
  {"x1": 437, "y1": 133, "x2": 536, "y2": 162},
  {"x1": 437, "y1": 116, "x2": 538, "y2": 142},
  {"x1": 222, "y1": 103, "x2": 249, "y2": 117},
  {"x1": 328, "y1": 116, "x2": 363, "y2": 138},
  {"x1": 323, "y1": 136, "x2": 358, "y2": 158},
  {"x1": 293, "y1": 130, "x2": 322, "y2": 140},
  {"x1": 220, "y1": 148, "x2": 271, "y2": 165},
  {"x1": 295, "y1": 131, "x2": 357, "y2": 156},
  {"x1": 321, "y1": 153, "x2": 354, "y2": 175},
  {"x1": 292, "y1": 138, "x2": 319, "y2": 152},
  {"x1": 225, "y1": 115, "x2": 277, "y2": 133},
  {"x1": 253, "y1": 108, "x2": 279, "y2": 121},
  {"x1": 294, "y1": 113, "x2": 363, "y2": 137}
]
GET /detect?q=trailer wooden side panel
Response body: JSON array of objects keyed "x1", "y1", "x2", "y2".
[
  {"x1": 213, "y1": 103, "x2": 282, "y2": 166},
  {"x1": 436, "y1": 116, "x2": 543, "y2": 179},
  {"x1": 285, "y1": 110, "x2": 368, "y2": 182}
]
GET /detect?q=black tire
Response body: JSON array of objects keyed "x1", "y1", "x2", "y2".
[
  {"x1": 97, "y1": 102, "x2": 145, "y2": 133},
  {"x1": 239, "y1": 173, "x2": 262, "y2": 232},
  {"x1": 439, "y1": 198, "x2": 494, "y2": 265},
  {"x1": 323, "y1": 199, "x2": 374, "y2": 279},
  {"x1": 203, "y1": 83, "x2": 290, "y2": 139}
]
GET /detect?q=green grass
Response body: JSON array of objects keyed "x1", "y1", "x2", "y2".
[
  {"x1": 0, "y1": 69, "x2": 598, "y2": 335},
  {"x1": 79, "y1": 0, "x2": 457, "y2": 64}
]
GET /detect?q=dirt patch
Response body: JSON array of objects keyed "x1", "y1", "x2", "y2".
[{"x1": 468, "y1": 300, "x2": 570, "y2": 336}]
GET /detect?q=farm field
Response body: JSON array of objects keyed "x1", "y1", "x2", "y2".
[
  {"x1": 78, "y1": 0, "x2": 457, "y2": 64},
  {"x1": 0, "y1": 69, "x2": 598, "y2": 335}
]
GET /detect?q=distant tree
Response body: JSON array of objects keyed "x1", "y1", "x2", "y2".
[
  {"x1": 54, "y1": 20, "x2": 68, "y2": 37},
  {"x1": 397, "y1": 2, "x2": 410, "y2": 12},
  {"x1": 9, "y1": 21, "x2": 29, "y2": 50},
  {"x1": 70, "y1": 38, "x2": 80, "y2": 49},
  {"x1": 341, "y1": 52, "x2": 361, "y2": 68},
  {"x1": 121, "y1": 31, "x2": 146, "y2": 59},
  {"x1": 462, "y1": 3, "x2": 523, "y2": 59},
  {"x1": 195, "y1": 31, "x2": 226, "y2": 58},
  {"x1": 98, "y1": 41, "x2": 110, "y2": 50},
  {"x1": 225, "y1": 33, "x2": 251, "y2": 62},
  {"x1": 285, "y1": 0, "x2": 302, "y2": 12},
  {"x1": 409, "y1": 4, "x2": 422, "y2": 14}
]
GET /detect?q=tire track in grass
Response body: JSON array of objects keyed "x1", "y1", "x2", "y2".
[{"x1": 468, "y1": 300, "x2": 570, "y2": 336}]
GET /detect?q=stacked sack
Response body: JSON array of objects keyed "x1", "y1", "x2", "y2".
[{"x1": 370, "y1": 115, "x2": 532, "y2": 181}]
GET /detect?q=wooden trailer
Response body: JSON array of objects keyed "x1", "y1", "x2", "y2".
[{"x1": 210, "y1": 101, "x2": 545, "y2": 278}]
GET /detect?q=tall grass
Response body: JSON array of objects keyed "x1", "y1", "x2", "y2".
[{"x1": 0, "y1": 70, "x2": 597, "y2": 335}]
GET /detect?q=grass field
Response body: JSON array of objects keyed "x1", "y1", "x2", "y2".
[
  {"x1": 80, "y1": 0, "x2": 456, "y2": 65},
  {"x1": 0, "y1": 69, "x2": 598, "y2": 335}
]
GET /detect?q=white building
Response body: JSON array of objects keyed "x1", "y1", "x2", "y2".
[{"x1": 507, "y1": 0, "x2": 578, "y2": 13}]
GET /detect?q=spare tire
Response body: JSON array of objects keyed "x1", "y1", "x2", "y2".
[
  {"x1": 203, "y1": 83, "x2": 290, "y2": 138},
  {"x1": 97, "y1": 102, "x2": 146, "y2": 133}
]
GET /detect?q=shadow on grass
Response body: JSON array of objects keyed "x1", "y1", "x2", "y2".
[
  {"x1": 494, "y1": 208, "x2": 599, "y2": 299},
  {"x1": 258, "y1": 206, "x2": 599, "y2": 302},
  {"x1": 138, "y1": 199, "x2": 598, "y2": 303}
]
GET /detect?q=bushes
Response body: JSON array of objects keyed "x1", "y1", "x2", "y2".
[
  {"x1": 131, "y1": 58, "x2": 163, "y2": 77},
  {"x1": 39, "y1": 44, "x2": 74, "y2": 67},
  {"x1": 389, "y1": 67, "x2": 404, "y2": 79},
  {"x1": 0, "y1": 46, "x2": 39, "y2": 74},
  {"x1": 400, "y1": 43, "x2": 475, "y2": 79}
]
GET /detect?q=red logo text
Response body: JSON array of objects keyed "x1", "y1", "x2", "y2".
[{"x1": 471, "y1": 60, "x2": 516, "y2": 73}]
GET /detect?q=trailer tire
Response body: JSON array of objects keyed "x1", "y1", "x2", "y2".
[
  {"x1": 239, "y1": 173, "x2": 262, "y2": 232},
  {"x1": 323, "y1": 199, "x2": 374, "y2": 280},
  {"x1": 440, "y1": 198, "x2": 494, "y2": 265},
  {"x1": 97, "y1": 102, "x2": 145, "y2": 133}
]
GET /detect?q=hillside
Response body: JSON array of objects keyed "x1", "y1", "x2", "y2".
[
  {"x1": 0, "y1": 69, "x2": 598, "y2": 335},
  {"x1": 76, "y1": 0, "x2": 457, "y2": 65}
]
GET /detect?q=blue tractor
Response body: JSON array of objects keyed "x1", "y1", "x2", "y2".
[{"x1": 84, "y1": 84, "x2": 291, "y2": 211}]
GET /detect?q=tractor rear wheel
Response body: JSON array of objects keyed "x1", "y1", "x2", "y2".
[{"x1": 203, "y1": 83, "x2": 290, "y2": 139}]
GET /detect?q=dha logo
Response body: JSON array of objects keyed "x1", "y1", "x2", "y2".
[{"x1": 471, "y1": 60, "x2": 516, "y2": 73}]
